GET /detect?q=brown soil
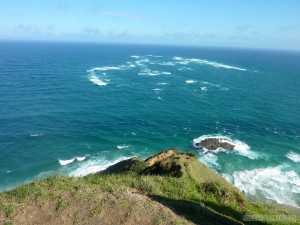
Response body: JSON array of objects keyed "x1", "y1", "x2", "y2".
[
  {"x1": 10, "y1": 188, "x2": 193, "y2": 225},
  {"x1": 145, "y1": 149, "x2": 177, "y2": 166}
]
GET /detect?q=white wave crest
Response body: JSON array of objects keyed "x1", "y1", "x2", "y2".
[
  {"x1": 130, "y1": 55, "x2": 140, "y2": 59},
  {"x1": 172, "y1": 56, "x2": 246, "y2": 71},
  {"x1": 69, "y1": 156, "x2": 132, "y2": 177},
  {"x1": 59, "y1": 156, "x2": 87, "y2": 166},
  {"x1": 158, "y1": 62, "x2": 176, "y2": 66},
  {"x1": 200, "y1": 86, "x2": 207, "y2": 91},
  {"x1": 198, "y1": 153, "x2": 220, "y2": 169},
  {"x1": 30, "y1": 133, "x2": 43, "y2": 137},
  {"x1": 230, "y1": 165, "x2": 300, "y2": 208},
  {"x1": 193, "y1": 135, "x2": 258, "y2": 159},
  {"x1": 173, "y1": 56, "x2": 184, "y2": 60},
  {"x1": 138, "y1": 68, "x2": 161, "y2": 76},
  {"x1": 162, "y1": 72, "x2": 171, "y2": 75},
  {"x1": 89, "y1": 75, "x2": 108, "y2": 86},
  {"x1": 286, "y1": 151, "x2": 300, "y2": 163},
  {"x1": 59, "y1": 158, "x2": 75, "y2": 166},
  {"x1": 146, "y1": 55, "x2": 163, "y2": 57},
  {"x1": 76, "y1": 157, "x2": 86, "y2": 161},
  {"x1": 117, "y1": 145, "x2": 130, "y2": 149},
  {"x1": 87, "y1": 66, "x2": 124, "y2": 73},
  {"x1": 185, "y1": 80, "x2": 197, "y2": 84},
  {"x1": 157, "y1": 82, "x2": 169, "y2": 85}
]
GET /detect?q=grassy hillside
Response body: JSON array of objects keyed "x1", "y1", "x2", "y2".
[{"x1": 0, "y1": 149, "x2": 298, "y2": 225}]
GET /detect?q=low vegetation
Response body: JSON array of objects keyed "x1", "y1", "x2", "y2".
[{"x1": 0, "y1": 149, "x2": 298, "y2": 225}]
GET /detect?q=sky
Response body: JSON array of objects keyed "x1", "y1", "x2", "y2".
[{"x1": 1, "y1": 0, "x2": 300, "y2": 50}]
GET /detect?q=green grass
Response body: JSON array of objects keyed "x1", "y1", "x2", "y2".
[{"x1": 0, "y1": 151, "x2": 298, "y2": 225}]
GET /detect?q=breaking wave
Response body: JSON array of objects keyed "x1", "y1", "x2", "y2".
[
  {"x1": 117, "y1": 145, "x2": 130, "y2": 149},
  {"x1": 185, "y1": 80, "x2": 197, "y2": 84},
  {"x1": 230, "y1": 165, "x2": 300, "y2": 208},
  {"x1": 172, "y1": 56, "x2": 246, "y2": 71},
  {"x1": 58, "y1": 156, "x2": 87, "y2": 166},
  {"x1": 69, "y1": 156, "x2": 133, "y2": 177},
  {"x1": 286, "y1": 151, "x2": 300, "y2": 163},
  {"x1": 193, "y1": 135, "x2": 259, "y2": 159},
  {"x1": 89, "y1": 75, "x2": 108, "y2": 86}
]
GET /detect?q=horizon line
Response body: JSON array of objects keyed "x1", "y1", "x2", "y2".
[{"x1": 1, "y1": 39, "x2": 300, "y2": 53}]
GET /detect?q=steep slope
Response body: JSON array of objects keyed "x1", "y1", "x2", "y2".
[{"x1": 0, "y1": 149, "x2": 298, "y2": 225}]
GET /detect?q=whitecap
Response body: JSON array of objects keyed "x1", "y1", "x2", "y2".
[
  {"x1": 69, "y1": 156, "x2": 132, "y2": 177},
  {"x1": 158, "y1": 62, "x2": 176, "y2": 66},
  {"x1": 117, "y1": 145, "x2": 130, "y2": 149},
  {"x1": 157, "y1": 82, "x2": 169, "y2": 85},
  {"x1": 130, "y1": 55, "x2": 140, "y2": 59},
  {"x1": 76, "y1": 157, "x2": 86, "y2": 161},
  {"x1": 178, "y1": 61, "x2": 190, "y2": 65},
  {"x1": 194, "y1": 59, "x2": 246, "y2": 71},
  {"x1": 286, "y1": 151, "x2": 300, "y2": 163},
  {"x1": 173, "y1": 56, "x2": 184, "y2": 60},
  {"x1": 87, "y1": 66, "x2": 124, "y2": 72},
  {"x1": 230, "y1": 165, "x2": 300, "y2": 208},
  {"x1": 198, "y1": 153, "x2": 220, "y2": 169},
  {"x1": 200, "y1": 86, "x2": 207, "y2": 91},
  {"x1": 148, "y1": 71, "x2": 160, "y2": 76},
  {"x1": 89, "y1": 75, "x2": 108, "y2": 86},
  {"x1": 178, "y1": 67, "x2": 193, "y2": 71},
  {"x1": 185, "y1": 80, "x2": 197, "y2": 84},
  {"x1": 147, "y1": 54, "x2": 163, "y2": 57},
  {"x1": 162, "y1": 72, "x2": 171, "y2": 75},
  {"x1": 30, "y1": 133, "x2": 43, "y2": 137},
  {"x1": 138, "y1": 68, "x2": 161, "y2": 76},
  {"x1": 193, "y1": 135, "x2": 259, "y2": 159},
  {"x1": 172, "y1": 56, "x2": 246, "y2": 71},
  {"x1": 59, "y1": 158, "x2": 75, "y2": 166},
  {"x1": 153, "y1": 88, "x2": 162, "y2": 91}
]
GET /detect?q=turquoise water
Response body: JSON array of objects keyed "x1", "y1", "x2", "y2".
[{"x1": 0, "y1": 41, "x2": 299, "y2": 208}]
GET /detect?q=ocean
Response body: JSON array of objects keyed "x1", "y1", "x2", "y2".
[{"x1": 0, "y1": 41, "x2": 299, "y2": 208}]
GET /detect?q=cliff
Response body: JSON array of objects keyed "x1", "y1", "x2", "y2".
[{"x1": 0, "y1": 149, "x2": 298, "y2": 225}]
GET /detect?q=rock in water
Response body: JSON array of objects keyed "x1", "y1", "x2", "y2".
[{"x1": 195, "y1": 138, "x2": 235, "y2": 150}]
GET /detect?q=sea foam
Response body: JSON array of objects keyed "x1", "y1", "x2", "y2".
[
  {"x1": 30, "y1": 133, "x2": 43, "y2": 137},
  {"x1": 230, "y1": 165, "x2": 300, "y2": 208},
  {"x1": 117, "y1": 145, "x2": 130, "y2": 149},
  {"x1": 59, "y1": 156, "x2": 86, "y2": 166},
  {"x1": 87, "y1": 66, "x2": 124, "y2": 73},
  {"x1": 193, "y1": 135, "x2": 258, "y2": 159},
  {"x1": 59, "y1": 159, "x2": 75, "y2": 166},
  {"x1": 286, "y1": 151, "x2": 300, "y2": 162},
  {"x1": 69, "y1": 156, "x2": 132, "y2": 177},
  {"x1": 89, "y1": 75, "x2": 108, "y2": 86},
  {"x1": 172, "y1": 56, "x2": 246, "y2": 71},
  {"x1": 185, "y1": 80, "x2": 197, "y2": 84}
]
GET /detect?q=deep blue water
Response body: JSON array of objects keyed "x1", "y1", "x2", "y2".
[{"x1": 0, "y1": 41, "x2": 300, "y2": 208}]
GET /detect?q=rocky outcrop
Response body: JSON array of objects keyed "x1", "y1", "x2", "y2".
[
  {"x1": 195, "y1": 138, "x2": 235, "y2": 150},
  {"x1": 100, "y1": 148, "x2": 196, "y2": 178},
  {"x1": 145, "y1": 149, "x2": 177, "y2": 166}
]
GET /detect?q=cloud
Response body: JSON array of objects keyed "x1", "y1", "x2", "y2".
[
  {"x1": 196, "y1": 32, "x2": 218, "y2": 38},
  {"x1": 83, "y1": 27, "x2": 99, "y2": 35},
  {"x1": 15, "y1": 24, "x2": 59, "y2": 37},
  {"x1": 100, "y1": 11, "x2": 143, "y2": 20},
  {"x1": 280, "y1": 24, "x2": 300, "y2": 32},
  {"x1": 163, "y1": 31, "x2": 217, "y2": 39},
  {"x1": 16, "y1": 24, "x2": 44, "y2": 33},
  {"x1": 236, "y1": 25, "x2": 251, "y2": 32}
]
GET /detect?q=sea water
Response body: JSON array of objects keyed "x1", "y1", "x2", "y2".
[{"x1": 0, "y1": 41, "x2": 299, "y2": 208}]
